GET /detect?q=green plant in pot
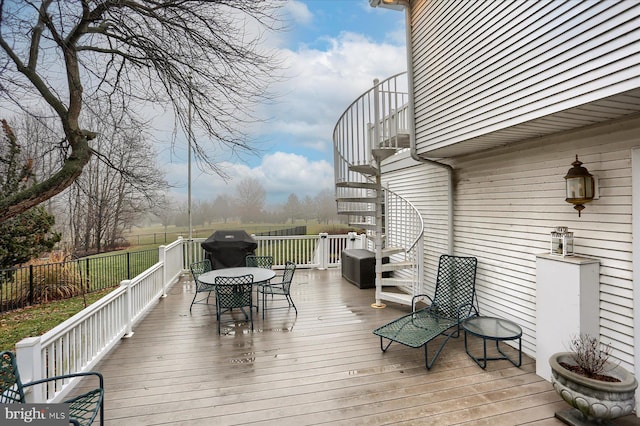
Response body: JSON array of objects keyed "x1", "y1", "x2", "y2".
[{"x1": 549, "y1": 335, "x2": 637, "y2": 425}]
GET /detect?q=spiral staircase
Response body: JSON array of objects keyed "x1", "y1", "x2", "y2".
[{"x1": 333, "y1": 72, "x2": 424, "y2": 307}]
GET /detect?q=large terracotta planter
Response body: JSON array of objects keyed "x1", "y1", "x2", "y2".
[{"x1": 549, "y1": 352, "x2": 638, "y2": 424}]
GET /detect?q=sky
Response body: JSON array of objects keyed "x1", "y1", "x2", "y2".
[{"x1": 162, "y1": 0, "x2": 408, "y2": 207}]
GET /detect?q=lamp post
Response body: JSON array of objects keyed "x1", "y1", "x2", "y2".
[{"x1": 187, "y1": 79, "x2": 193, "y2": 241}]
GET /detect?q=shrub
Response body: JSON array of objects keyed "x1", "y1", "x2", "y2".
[
  {"x1": 568, "y1": 334, "x2": 614, "y2": 379},
  {"x1": 16, "y1": 252, "x2": 83, "y2": 304}
]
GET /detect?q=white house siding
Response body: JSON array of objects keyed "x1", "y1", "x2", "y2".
[
  {"x1": 411, "y1": 0, "x2": 640, "y2": 156},
  {"x1": 382, "y1": 115, "x2": 640, "y2": 368}
]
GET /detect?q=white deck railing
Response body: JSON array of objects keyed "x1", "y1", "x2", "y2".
[
  {"x1": 15, "y1": 234, "x2": 364, "y2": 403},
  {"x1": 180, "y1": 233, "x2": 365, "y2": 270},
  {"x1": 15, "y1": 238, "x2": 185, "y2": 403}
]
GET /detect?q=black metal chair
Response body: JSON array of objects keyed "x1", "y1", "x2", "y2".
[
  {"x1": 245, "y1": 255, "x2": 274, "y2": 269},
  {"x1": 189, "y1": 259, "x2": 214, "y2": 312},
  {"x1": 246, "y1": 255, "x2": 274, "y2": 312},
  {"x1": 373, "y1": 255, "x2": 479, "y2": 369},
  {"x1": 214, "y1": 274, "x2": 255, "y2": 334},
  {"x1": 257, "y1": 261, "x2": 297, "y2": 319},
  {"x1": 0, "y1": 351, "x2": 104, "y2": 426}
]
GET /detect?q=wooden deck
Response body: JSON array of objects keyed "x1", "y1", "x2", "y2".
[{"x1": 85, "y1": 268, "x2": 607, "y2": 425}]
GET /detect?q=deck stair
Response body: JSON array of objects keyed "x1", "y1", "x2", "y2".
[{"x1": 333, "y1": 72, "x2": 424, "y2": 307}]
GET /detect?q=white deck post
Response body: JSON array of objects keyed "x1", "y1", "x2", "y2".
[
  {"x1": 121, "y1": 279, "x2": 135, "y2": 338},
  {"x1": 318, "y1": 233, "x2": 329, "y2": 270},
  {"x1": 15, "y1": 336, "x2": 42, "y2": 402},
  {"x1": 159, "y1": 244, "x2": 168, "y2": 297}
]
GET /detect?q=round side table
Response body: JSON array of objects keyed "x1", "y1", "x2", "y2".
[{"x1": 462, "y1": 316, "x2": 522, "y2": 369}]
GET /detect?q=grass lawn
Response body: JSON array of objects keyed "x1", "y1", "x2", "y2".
[{"x1": 0, "y1": 288, "x2": 115, "y2": 352}]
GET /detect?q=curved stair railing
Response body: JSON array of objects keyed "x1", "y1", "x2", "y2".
[
  {"x1": 380, "y1": 188, "x2": 424, "y2": 306},
  {"x1": 333, "y1": 72, "x2": 424, "y2": 307}
]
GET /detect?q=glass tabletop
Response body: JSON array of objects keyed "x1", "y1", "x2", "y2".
[
  {"x1": 198, "y1": 267, "x2": 276, "y2": 285},
  {"x1": 462, "y1": 316, "x2": 522, "y2": 340}
]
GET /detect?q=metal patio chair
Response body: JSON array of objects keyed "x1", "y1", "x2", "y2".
[
  {"x1": 373, "y1": 255, "x2": 479, "y2": 369},
  {"x1": 246, "y1": 255, "x2": 274, "y2": 311},
  {"x1": 189, "y1": 259, "x2": 214, "y2": 312},
  {"x1": 214, "y1": 274, "x2": 255, "y2": 333},
  {"x1": 0, "y1": 351, "x2": 104, "y2": 426},
  {"x1": 245, "y1": 255, "x2": 274, "y2": 269},
  {"x1": 257, "y1": 261, "x2": 297, "y2": 319}
]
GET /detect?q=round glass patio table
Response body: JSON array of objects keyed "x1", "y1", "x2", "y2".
[
  {"x1": 462, "y1": 316, "x2": 522, "y2": 369},
  {"x1": 198, "y1": 267, "x2": 276, "y2": 285}
]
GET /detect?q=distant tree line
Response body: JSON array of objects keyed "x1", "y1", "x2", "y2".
[{"x1": 154, "y1": 179, "x2": 341, "y2": 230}]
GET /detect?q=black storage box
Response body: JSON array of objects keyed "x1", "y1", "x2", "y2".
[
  {"x1": 341, "y1": 249, "x2": 389, "y2": 289},
  {"x1": 201, "y1": 230, "x2": 257, "y2": 269}
]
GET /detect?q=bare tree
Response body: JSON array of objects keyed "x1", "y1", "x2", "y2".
[
  {"x1": 152, "y1": 195, "x2": 179, "y2": 232},
  {"x1": 56, "y1": 113, "x2": 167, "y2": 254},
  {"x1": 300, "y1": 195, "x2": 313, "y2": 223},
  {"x1": 313, "y1": 189, "x2": 339, "y2": 224},
  {"x1": 283, "y1": 193, "x2": 301, "y2": 224},
  {"x1": 0, "y1": 0, "x2": 285, "y2": 222},
  {"x1": 212, "y1": 194, "x2": 234, "y2": 223},
  {"x1": 235, "y1": 177, "x2": 265, "y2": 223}
]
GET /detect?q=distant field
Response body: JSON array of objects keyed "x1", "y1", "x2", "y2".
[{"x1": 124, "y1": 221, "x2": 354, "y2": 248}]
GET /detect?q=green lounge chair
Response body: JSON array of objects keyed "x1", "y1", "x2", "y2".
[{"x1": 373, "y1": 255, "x2": 479, "y2": 369}]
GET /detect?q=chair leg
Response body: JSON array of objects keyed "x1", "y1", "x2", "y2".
[
  {"x1": 216, "y1": 306, "x2": 221, "y2": 334},
  {"x1": 249, "y1": 302, "x2": 254, "y2": 331},
  {"x1": 287, "y1": 295, "x2": 297, "y2": 314},
  {"x1": 190, "y1": 291, "x2": 217, "y2": 314},
  {"x1": 189, "y1": 293, "x2": 197, "y2": 313},
  {"x1": 380, "y1": 337, "x2": 394, "y2": 352},
  {"x1": 425, "y1": 329, "x2": 457, "y2": 369}
]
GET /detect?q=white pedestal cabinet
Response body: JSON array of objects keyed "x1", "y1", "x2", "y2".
[{"x1": 535, "y1": 254, "x2": 600, "y2": 381}]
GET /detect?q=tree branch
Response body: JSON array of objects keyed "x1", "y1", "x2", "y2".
[{"x1": 0, "y1": 0, "x2": 286, "y2": 222}]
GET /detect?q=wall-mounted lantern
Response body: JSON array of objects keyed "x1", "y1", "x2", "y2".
[
  {"x1": 564, "y1": 155, "x2": 595, "y2": 217},
  {"x1": 550, "y1": 226, "x2": 574, "y2": 257}
]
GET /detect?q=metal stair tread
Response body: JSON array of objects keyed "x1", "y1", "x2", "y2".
[
  {"x1": 348, "y1": 222, "x2": 376, "y2": 230},
  {"x1": 378, "y1": 291, "x2": 413, "y2": 306},
  {"x1": 381, "y1": 260, "x2": 413, "y2": 271},
  {"x1": 339, "y1": 210, "x2": 376, "y2": 217},
  {"x1": 336, "y1": 197, "x2": 377, "y2": 203},
  {"x1": 349, "y1": 164, "x2": 379, "y2": 175},
  {"x1": 372, "y1": 148, "x2": 397, "y2": 162},
  {"x1": 380, "y1": 132, "x2": 410, "y2": 148},
  {"x1": 381, "y1": 277, "x2": 414, "y2": 286},
  {"x1": 336, "y1": 181, "x2": 378, "y2": 190},
  {"x1": 382, "y1": 246, "x2": 405, "y2": 256}
]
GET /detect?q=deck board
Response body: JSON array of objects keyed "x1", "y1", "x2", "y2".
[{"x1": 86, "y1": 268, "x2": 599, "y2": 425}]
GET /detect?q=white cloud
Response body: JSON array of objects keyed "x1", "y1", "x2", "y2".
[
  {"x1": 254, "y1": 31, "x2": 406, "y2": 150},
  {"x1": 164, "y1": 151, "x2": 333, "y2": 205},
  {"x1": 164, "y1": 8, "x2": 407, "y2": 206},
  {"x1": 260, "y1": 152, "x2": 333, "y2": 195},
  {"x1": 284, "y1": 1, "x2": 313, "y2": 25}
]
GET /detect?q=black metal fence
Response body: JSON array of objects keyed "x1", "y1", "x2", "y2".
[
  {"x1": 255, "y1": 226, "x2": 306, "y2": 237},
  {"x1": 0, "y1": 248, "x2": 158, "y2": 314},
  {"x1": 0, "y1": 227, "x2": 308, "y2": 315},
  {"x1": 126, "y1": 225, "x2": 308, "y2": 246}
]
